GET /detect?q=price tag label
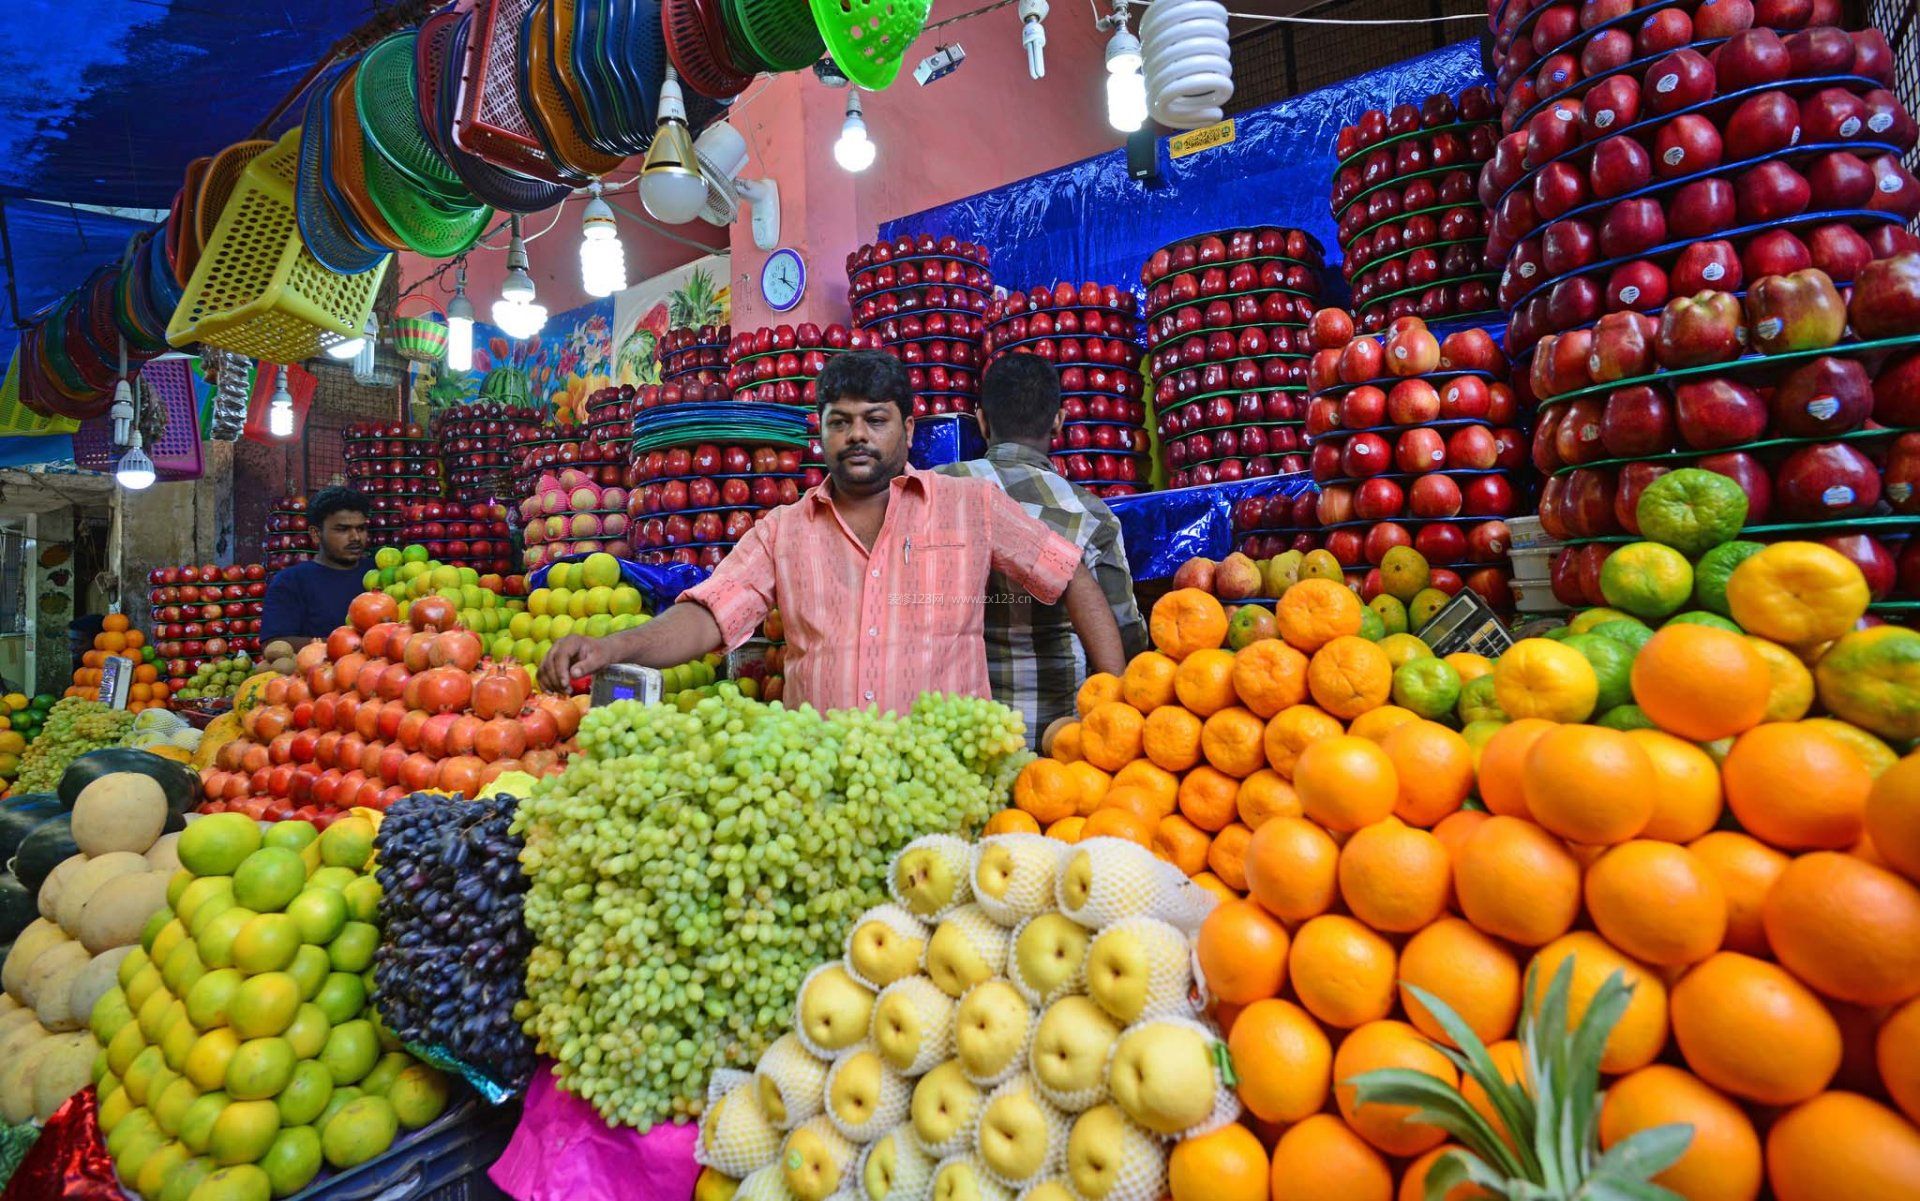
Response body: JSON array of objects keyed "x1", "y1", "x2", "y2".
[
  {"x1": 1418, "y1": 590, "x2": 1514, "y2": 659},
  {"x1": 96, "y1": 655, "x2": 136, "y2": 709},
  {"x1": 1170, "y1": 120, "x2": 1236, "y2": 159}
]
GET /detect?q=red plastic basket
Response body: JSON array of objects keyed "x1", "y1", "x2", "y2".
[
  {"x1": 70, "y1": 358, "x2": 206, "y2": 480},
  {"x1": 454, "y1": 0, "x2": 582, "y2": 186}
]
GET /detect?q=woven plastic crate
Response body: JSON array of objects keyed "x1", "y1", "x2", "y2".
[
  {"x1": 165, "y1": 128, "x2": 388, "y2": 362},
  {"x1": 69, "y1": 358, "x2": 205, "y2": 480}
]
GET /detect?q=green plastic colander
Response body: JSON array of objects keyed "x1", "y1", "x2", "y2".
[
  {"x1": 360, "y1": 135, "x2": 493, "y2": 258},
  {"x1": 723, "y1": 0, "x2": 822, "y2": 73},
  {"x1": 809, "y1": 0, "x2": 930, "y2": 88},
  {"x1": 356, "y1": 31, "x2": 474, "y2": 206}
]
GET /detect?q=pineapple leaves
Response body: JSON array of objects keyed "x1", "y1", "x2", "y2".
[
  {"x1": 1349, "y1": 1068, "x2": 1526, "y2": 1178},
  {"x1": 1401, "y1": 981, "x2": 1541, "y2": 1176},
  {"x1": 1588, "y1": 1123, "x2": 1693, "y2": 1189}
]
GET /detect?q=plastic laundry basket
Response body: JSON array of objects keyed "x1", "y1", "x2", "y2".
[{"x1": 166, "y1": 128, "x2": 389, "y2": 362}]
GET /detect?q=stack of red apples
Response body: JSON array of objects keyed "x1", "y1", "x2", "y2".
[
  {"x1": 660, "y1": 325, "x2": 732, "y2": 395},
  {"x1": 1234, "y1": 490, "x2": 1324, "y2": 560},
  {"x1": 147, "y1": 563, "x2": 267, "y2": 690},
  {"x1": 343, "y1": 423, "x2": 441, "y2": 547},
  {"x1": 847, "y1": 235, "x2": 993, "y2": 414},
  {"x1": 582, "y1": 387, "x2": 635, "y2": 461},
  {"x1": 1333, "y1": 86, "x2": 1503, "y2": 330},
  {"x1": 399, "y1": 500, "x2": 515, "y2": 574},
  {"x1": 983, "y1": 283, "x2": 1149, "y2": 495},
  {"x1": 1307, "y1": 310, "x2": 1524, "y2": 610},
  {"x1": 435, "y1": 402, "x2": 545, "y2": 504},
  {"x1": 1143, "y1": 227, "x2": 1327, "y2": 488},
  {"x1": 263, "y1": 495, "x2": 317, "y2": 575},
  {"x1": 626, "y1": 443, "x2": 809, "y2": 569}
]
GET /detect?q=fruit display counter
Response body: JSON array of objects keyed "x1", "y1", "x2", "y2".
[
  {"x1": 342, "y1": 424, "x2": 442, "y2": 550},
  {"x1": 848, "y1": 236, "x2": 994, "y2": 414},
  {"x1": 1143, "y1": 226, "x2": 1327, "y2": 489},
  {"x1": 1332, "y1": 85, "x2": 1502, "y2": 330},
  {"x1": 434, "y1": 402, "x2": 545, "y2": 505},
  {"x1": 261, "y1": 496, "x2": 317, "y2": 575},
  {"x1": 985, "y1": 283, "x2": 1151, "y2": 496}
]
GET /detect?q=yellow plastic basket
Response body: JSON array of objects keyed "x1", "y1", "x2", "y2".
[
  {"x1": 166, "y1": 128, "x2": 388, "y2": 361},
  {"x1": 0, "y1": 350, "x2": 80, "y2": 436}
]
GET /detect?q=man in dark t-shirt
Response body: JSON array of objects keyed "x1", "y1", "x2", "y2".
[{"x1": 261, "y1": 486, "x2": 375, "y2": 650}]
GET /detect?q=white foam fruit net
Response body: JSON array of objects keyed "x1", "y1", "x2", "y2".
[
  {"x1": 910, "y1": 1060, "x2": 984, "y2": 1160},
  {"x1": 1064, "y1": 1105, "x2": 1169, "y2": 1201},
  {"x1": 1105, "y1": 1015, "x2": 1242, "y2": 1138},
  {"x1": 757, "y1": 1033, "x2": 831, "y2": 1131},
  {"x1": 871, "y1": 976, "x2": 958, "y2": 1076},
  {"x1": 890, "y1": 834, "x2": 975, "y2": 920},
  {"x1": 1008, "y1": 913, "x2": 1092, "y2": 1008},
  {"x1": 975, "y1": 1072, "x2": 1072, "y2": 1189},
  {"x1": 931, "y1": 1155, "x2": 1017, "y2": 1201},
  {"x1": 845, "y1": 903, "x2": 932, "y2": 990},
  {"x1": 1086, "y1": 917, "x2": 1197, "y2": 1024},
  {"x1": 857, "y1": 1127, "x2": 936, "y2": 1199},
  {"x1": 954, "y1": 979, "x2": 1036, "y2": 1088},
  {"x1": 737, "y1": 1162, "x2": 802, "y2": 1200},
  {"x1": 826, "y1": 1047, "x2": 913, "y2": 1144},
  {"x1": 796, "y1": 963, "x2": 879, "y2": 1060},
  {"x1": 926, "y1": 904, "x2": 1012, "y2": 998},
  {"x1": 700, "y1": 1074, "x2": 784, "y2": 1178},
  {"x1": 1055, "y1": 838, "x2": 1217, "y2": 933},
  {"x1": 1028, "y1": 996, "x2": 1123, "y2": 1114},
  {"x1": 782, "y1": 1116, "x2": 859, "y2": 1201},
  {"x1": 971, "y1": 834, "x2": 1068, "y2": 927},
  {"x1": 1015, "y1": 1178, "x2": 1078, "y2": 1201}
]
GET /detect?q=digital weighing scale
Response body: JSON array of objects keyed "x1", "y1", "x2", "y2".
[{"x1": 588, "y1": 664, "x2": 664, "y2": 707}]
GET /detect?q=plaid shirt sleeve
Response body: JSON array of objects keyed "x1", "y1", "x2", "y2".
[
  {"x1": 677, "y1": 516, "x2": 777, "y2": 650},
  {"x1": 980, "y1": 482, "x2": 1082, "y2": 604},
  {"x1": 1084, "y1": 503, "x2": 1148, "y2": 659}
]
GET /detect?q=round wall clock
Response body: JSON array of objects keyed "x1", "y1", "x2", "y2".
[{"x1": 760, "y1": 248, "x2": 806, "y2": 313}]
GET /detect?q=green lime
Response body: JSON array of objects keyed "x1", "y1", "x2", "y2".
[
  {"x1": 1693, "y1": 540, "x2": 1765, "y2": 617},
  {"x1": 1595, "y1": 703, "x2": 1657, "y2": 730},
  {"x1": 1591, "y1": 619, "x2": 1655, "y2": 654},
  {"x1": 1635, "y1": 467, "x2": 1750, "y2": 556},
  {"x1": 1391, "y1": 658, "x2": 1463, "y2": 721},
  {"x1": 1600, "y1": 542, "x2": 1695, "y2": 620},
  {"x1": 1456, "y1": 674, "x2": 1506, "y2": 725},
  {"x1": 1562, "y1": 633, "x2": 1635, "y2": 714}
]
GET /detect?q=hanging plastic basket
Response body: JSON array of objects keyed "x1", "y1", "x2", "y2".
[{"x1": 391, "y1": 295, "x2": 451, "y2": 363}]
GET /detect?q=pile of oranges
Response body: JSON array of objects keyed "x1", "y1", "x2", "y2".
[
  {"x1": 999, "y1": 557, "x2": 1920, "y2": 1201},
  {"x1": 64, "y1": 614, "x2": 170, "y2": 712}
]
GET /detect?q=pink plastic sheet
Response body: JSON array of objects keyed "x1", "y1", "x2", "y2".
[{"x1": 490, "y1": 1062, "x2": 701, "y2": 1201}]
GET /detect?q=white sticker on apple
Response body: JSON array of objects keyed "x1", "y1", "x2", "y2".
[
  {"x1": 1840, "y1": 117, "x2": 1861, "y2": 138},
  {"x1": 1891, "y1": 482, "x2": 1913, "y2": 503},
  {"x1": 1519, "y1": 262, "x2": 1537, "y2": 277},
  {"x1": 1619, "y1": 285, "x2": 1641, "y2": 303},
  {"x1": 1805, "y1": 396, "x2": 1841, "y2": 420},
  {"x1": 1655, "y1": 73, "x2": 1678, "y2": 94},
  {"x1": 1555, "y1": 107, "x2": 1574, "y2": 121},
  {"x1": 1870, "y1": 112, "x2": 1895, "y2": 133},
  {"x1": 1664, "y1": 147, "x2": 1686, "y2": 166},
  {"x1": 1594, "y1": 110, "x2": 1616, "y2": 128},
  {"x1": 1822, "y1": 485, "x2": 1855, "y2": 508},
  {"x1": 1882, "y1": 174, "x2": 1903, "y2": 193},
  {"x1": 1703, "y1": 263, "x2": 1725, "y2": 281},
  {"x1": 1757, "y1": 317, "x2": 1783, "y2": 340}
]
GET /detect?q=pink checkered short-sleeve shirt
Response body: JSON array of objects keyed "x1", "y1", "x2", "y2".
[{"x1": 679, "y1": 466, "x2": 1082, "y2": 714}]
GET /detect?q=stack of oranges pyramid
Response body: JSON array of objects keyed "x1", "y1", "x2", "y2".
[
  {"x1": 66, "y1": 614, "x2": 169, "y2": 712},
  {"x1": 1001, "y1": 548, "x2": 1920, "y2": 1201}
]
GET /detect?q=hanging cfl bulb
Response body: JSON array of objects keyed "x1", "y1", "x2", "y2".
[
  {"x1": 1018, "y1": 0, "x2": 1050, "y2": 78},
  {"x1": 580, "y1": 182, "x2": 627, "y2": 297},
  {"x1": 109, "y1": 338, "x2": 134, "y2": 446},
  {"x1": 268, "y1": 366, "x2": 295, "y2": 438},
  {"x1": 116, "y1": 433, "x2": 156, "y2": 490},
  {"x1": 640, "y1": 67, "x2": 708, "y2": 225},
  {"x1": 834, "y1": 91, "x2": 876, "y2": 173},
  {"x1": 446, "y1": 263, "x2": 475, "y2": 373},
  {"x1": 1105, "y1": 14, "x2": 1147, "y2": 133},
  {"x1": 326, "y1": 316, "x2": 368, "y2": 360},
  {"x1": 492, "y1": 217, "x2": 548, "y2": 340},
  {"x1": 351, "y1": 314, "x2": 379, "y2": 384}
]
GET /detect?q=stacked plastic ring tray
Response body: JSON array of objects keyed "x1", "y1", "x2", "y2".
[
  {"x1": 627, "y1": 401, "x2": 811, "y2": 568},
  {"x1": 983, "y1": 282, "x2": 1150, "y2": 496},
  {"x1": 848, "y1": 234, "x2": 993, "y2": 414},
  {"x1": 343, "y1": 422, "x2": 443, "y2": 548},
  {"x1": 1142, "y1": 226, "x2": 1327, "y2": 488},
  {"x1": 1331, "y1": 85, "x2": 1502, "y2": 331}
]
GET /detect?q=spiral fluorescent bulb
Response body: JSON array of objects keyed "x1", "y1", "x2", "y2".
[
  {"x1": 1140, "y1": 0, "x2": 1233, "y2": 130},
  {"x1": 1105, "y1": 26, "x2": 1147, "y2": 133},
  {"x1": 580, "y1": 184, "x2": 627, "y2": 298},
  {"x1": 447, "y1": 267, "x2": 475, "y2": 373}
]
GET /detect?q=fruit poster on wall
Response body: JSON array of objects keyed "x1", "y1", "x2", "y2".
[{"x1": 611, "y1": 254, "x2": 731, "y2": 387}]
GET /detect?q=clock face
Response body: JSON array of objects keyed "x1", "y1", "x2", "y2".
[{"x1": 762, "y1": 249, "x2": 806, "y2": 313}]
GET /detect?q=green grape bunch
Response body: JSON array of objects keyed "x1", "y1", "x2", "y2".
[
  {"x1": 512, "y1": 689, "x2": 1031, "y2": 1130},
  {"x1": 11, "y1": 697, "x2": 136, "y2": 793}
]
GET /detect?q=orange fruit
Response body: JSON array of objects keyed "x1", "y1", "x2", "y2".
[
  {"x1": 1063, "y1": 761, "x2": 1111, "y2": 816},
  {"x1": 1177, "y1": 765, "x2": 1240, "y2": 832},
  {"x1": 1584, "y1": 840, "x2": 1728, "y2": 967},
  {"x1": 1076, "y1": 672, "x2": 1124, "y2": 716},
  {"x1": 1432, "y1": 810, "x2": 1491, "y2": 871},
  {"x1": 1081, "y1": 807, "x2": 1154, "y2": 846},
  {"x1": 1630, "y1": 624, "x2": 1772, "y2": 741},
  {"x1": 1121, "y1": 651, "x2": 1179, "y2": 712},
  {"x1": 1460, "y1": 1040, "x2": 1528, "y2": 1148},
  {"x1": 1866, "y1": 752, "x2": 1920, "y2": 882},
  {"x1": 1262, "y1": 704, "x2": 1344, "y2": 778},
  {"x1": 1169, "y1": 1121, "x2": 1268, "y2": 1201},
  {"x1": 1112, "y1": 760, "x2": 1178, "y2": 817},
  {"x1": 1142, "y1": 705, "x2": 1203, "y2": 772},
  {"x1": 1046, "y1": 816, "x2": 1087, "y2": 843},
  {"x1": 1878, "y1": 997, "x2": 1920, "y2": 1124},
  {"x1": 1049, "y1": 720, "x2": 1083, "y2": 763},
  {"x1": 103, "y1": 613, "x2": 130, "y2": 632},
  {"x1": 1762, "y1": 851, "x2": 1920, "y2": 1007},
  {"x1": 1530, "y1": 932, "x2": 1671, "y2": 1074},
  {"x1": 1207, "y1": 823, "x2": 1254, "y2": 891},
  {"x1": 1669, "y1": 952, "x2": 1842, "y2": 1105},
  {"x1": 1190, "y1": 871, "x2": 1236, "y2": 905},
  {"x1": 1398, "y1": 918, "x2": 1520, "y2": 1047},
  {"x1": 1494, "y1": 638, "x2": 1598, "y2": 723},
  {"x1": 1268, "y1": 1114, "x2": 1392, "y2": 1201},
  {"x1": 1153, "y1": 813, "x2": 1213, "y2": 877},
  {"x1": 1099, "y1": 785, "x2": 1163, "y2": 822},
  {"x1": 1232, "y1": 640, "x2": 1310, "y2": 719},
  {"x1": 1749, "y1": 635, "x2": 1817, "y2": 722},
  {"x1": 1294, "y1": 734, "x2": 1398, "y2": 832},
  {"x1": 1229, "y1": 999, "x2": 1333, "y2": 1124},
  {"x1": 1197, "y1": 899, "x2": 1290, "y2": 1004},
  {"x1": 1151, "y1": 588, "x2": 1229, "y2": 660},
  {"x1": 985, "y1": 809, "x2": 1041, "y2": 836},
  {"x1": 1245, "y1": 816, "x2": 1339, "y2": 921},
  {"x1": 1766, "y1": 1091, "x2": 1920, "y2": 1201},
  {"x1": 1348, "y1": 705, "x2": 1419, "y2": 742},
  {"x1": 1723, "y1": 722, "x2": 1872, "y2": 851},
  {"x1": 1289, "y1": 914, "x2": 1396, "y2": 1028},
  {"x1": 1726, "y1": 540, "x2": 1871, "y2": 648},
  {"x1": 1626, "y1": 728, "x2": 1724, "y2": 842},
  {"x1": 1688, "y1": 831, "x2": 1789, "y2": 958},
  {"x1": 1012, "y1": 759, "x2": 1081, "y2": 824},
  {"x1": 1201, "y1": 706, "x2": 1269, "y2": 778},
  {"x1": 1379, "y1": 720, "x2": 1474, "y2": 827},
  {"x1": 1454, "y1": 816, "x2": 1582, "y2": 947},
  {"x1": 1174, "y1": 648, "x2": 1240, "y2": 716},
  {"x1": 1399, "y1": 1147, "x2": 1494, "y2": 1201},
  {"x1": 1338, "y1": 820, "x2": 1450, "y2": 934},
  {"x1": 1079, "y1": 701, "x2": 1145, "y2": 771},
  {"x1": 1521, "y1": 724, "x2": 1656, "y2": 846},
  {"x1": 1235, "y1": 769, "x2": 1301, "y2": 829},
  {"x1": 1598, "y1": 1066, "x2": 1762, "y2": 1201},
  {"x1": 1307, "y1": 636, "x2": 1393, "y2": 719},
  {"x1": 1275, "y1": 578, "x2": 1364, "y2": 653},
  {"x1": 1474, "y1": 718, "x2": 1556, "y2": 818},
  {"x1": 1333, "y1": 1019, "x2": 1457, "y2": 1157}
]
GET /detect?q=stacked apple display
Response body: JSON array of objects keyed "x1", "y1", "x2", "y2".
[
  {"x1": 344, "y1": 422, "x2": 442, "y2": 547},
  {"x1": 1234, "y1": 490, "x2": 1323, "y2": 560},
  {"x1": 1307, "y1": 310, "x2": 1525, "y2": 610},
  {"x1": 1332, "y1": 86, "x2": 1502, "y2": 331},
  {"x1": 661, "y1": 324, "x2": 732, "y2": 395},
  {"x1": 1478, "y1": 5, "x2": 1920, "y2": 360},
  {"x1": 583, "y1": 386, "x2": 635, "y2": 462},
  {"x1": 984, "y1": 283, "x2": 1151, "y2": 495},
  {"x1": 263, "y1": 494, "x2": 317, "y2": 574},
  {"x1": 1143, "y1": 227, "x2": 1326, "y2": 489},
  {"x1": 399, "y1": 500, "x2": 515, "y2": 574},
  {"x1": 147, "y1": 563, "x2": 267, "y2": 690},
  {"x1": 726, "y1": 323, "x2": 853, "y2": 407},
  {"x1": 627, "y1": 444, "x2": 805, "y2": 569},
  {"x1": 519, "y1": 469, "x2": 633, "y2": 570},
  {"x1": 512, "y1": 432, "x2": 624, "y2": 511},
  {"x1": 848, "y1": 235, "x2": 993, "y2": 415},
  {"x1": 692, "y1": 834, "x2": 1228, "y2": 1201},
  {"x1": 435, "y1": 402, "x2": 545, "y2": 504},
  {"x1": 1531, "y1": 252, "x2": 1920, "y2": 610}
]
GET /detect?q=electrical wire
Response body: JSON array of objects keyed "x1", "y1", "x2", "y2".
[{"x1": 1225, "y1": 8, "x2": 1485, "y2": 21}]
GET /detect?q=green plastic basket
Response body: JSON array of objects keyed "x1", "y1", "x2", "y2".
[
  {"x1": 392, "y1": 296, "x2": 450, "y2": 363},
  {"x1": 809, "y1": 0, "x2": 930, "y2": 89},
  {"x1": 356, "y1": 31, "x2": 473, "y2": 205},
  {"x1": 724, "y1": 0, "x2": 823, "y2": 73},
  {"x1": 717, "y1": 0, "x2": 776, "y2": 75}
]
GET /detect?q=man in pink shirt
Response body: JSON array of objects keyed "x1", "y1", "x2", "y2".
[{"x1": 538, "y1": 352, "x2": 1127, "y2": 716}]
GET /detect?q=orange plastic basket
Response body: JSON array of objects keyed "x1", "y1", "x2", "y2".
[{"x1": 454, "y1": 0, "x2": 585, "y2": 186}]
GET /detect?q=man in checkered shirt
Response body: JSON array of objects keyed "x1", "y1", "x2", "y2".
[{"x1": 940, "y1": 353, "x2": 1149, "y2": 748}]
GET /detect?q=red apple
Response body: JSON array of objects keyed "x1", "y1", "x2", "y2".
[
  {"x1": 1742, "y1": 229, "x2": 1812, "y2": 281},
  {"x1": 1654, "y1": 115, "x2": 1723, "y2": 179},
  {"x1": 1409, "y1": 473, "x2": 1464, "y2": 517},
  {"x1": 1607, "y1": 260, "x2": 1670, "y2": 312},
  {"x1": 1643, "y1": 49, "x2": 1715, "y2": 115},
  {"x1": 1588, "y1": 135, "x2": 1652, "y2": 199},
  {"x1": 1396, "y1": 427, "x2": 1449, "y2": 473},
  {"x1": 1774, "y1": 441, "x2": 1882, "y2": 519},
  {"x1": 1712, "y1": 28, "x2": 1790, "y2": 92},
  {"x1": 1674, "y1": 377, "x2": 1770, "y2": 448},
  {"x1": 1849, "y1": 251, "x2": 1920, "y2": 338},
  {"x1": 1669, "y1": 240, "x2": 1742, "y2": 294},
  {"x1": 1736, "y1": 160, "x2": 1812, "y2": 224},
  {"x1": 1872, "y1": 349, "x2": 1920, "y2": 424},
  {"x1": 1599, "y1": 198, "x2": 1668, "y2": 258},
  {"x1": 1601, "y1": 384, "x2": 1677, "y2": 457},
  {"x1": 1666, "y1": 178, "x2": 1737, "y2": 240},
  {"x1": 1614, "y1": 461, "x2": 1672, "y2": 534},
  {"x1": 1770, "y1": 354, "x2": 1872, "y2": 437},
  {"x1": 1806, "y1": 152, "x2": 1876, "y2": 210}
]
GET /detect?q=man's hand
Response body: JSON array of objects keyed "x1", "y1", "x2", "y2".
[{"x1": 538, "y1": 634, "x2": 613, "y2": 693}]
